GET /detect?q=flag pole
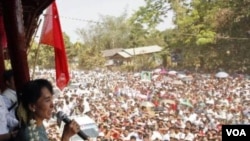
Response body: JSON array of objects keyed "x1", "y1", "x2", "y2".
[
  {"x1": 31, "y1": 43, "x2": 41, "y2": 80},
  {"x1": 30, "y1": 19, "x2": 43, "y2": 80},
  {"x1": 27, "y1": 19, "x2": 42, "y2": 55}
]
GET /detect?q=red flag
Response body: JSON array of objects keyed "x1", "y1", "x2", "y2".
[{"x1": 40, "y1": 2, "x2": 70, "y2": 90}]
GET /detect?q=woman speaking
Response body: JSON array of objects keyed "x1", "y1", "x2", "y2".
[{"x1": 16, "y1": 79, "x2": 81, "y2": 141}]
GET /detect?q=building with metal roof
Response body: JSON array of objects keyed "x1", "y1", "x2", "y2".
[
  {"x1": 122, "y1": 45, "x2": 163, "y2": 56},
  {"x1": 102, "y1": 45, "x2": 163, "y2": 66},
  {"x1": 101, "y1": 48, "x2": 123, "y2": 58}
]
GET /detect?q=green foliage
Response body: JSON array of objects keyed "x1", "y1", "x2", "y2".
[
  {"x1": 120, "y1": 64, "x2": 135, "y2": 72},
  {"x1": 196, "y1": 30, "x2": 216, "y2": 45},
  {"x1": 77, "y1": 12, "x2": 132, "y2": 50},
  {"x1": 3, "y1": 60, "x2": 11, "y2": 70},
  {"x1": 120, "y1": 54, "x2": 159, "y2": 72},
  {"x1": 28, "y1": 0, "x2": 250, "y2": 73},
  {"x1": 135, "y1": 0, "x2": 250, "y2": 73},
  {"x1": 130, "y1": 0, "x2": 171, "y2": 30},
  {"x1": 27, "y1": 42, "x2": 54, "y2": 69},
  {"x1": 77, "y1": 45, "x2": 106, "y2": 70},
  {"x1": 134, "y1": 54, "x2": 160, "y2": 71},
  {"x1": 75, "y1": 11, "x2": 168, "y2": 71}
]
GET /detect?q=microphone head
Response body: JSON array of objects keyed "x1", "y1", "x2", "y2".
[
  {"x1": 56, "y1": 111, "x2": 71, "y2": 123},
  {"x1": 56, "y1": 111, "x2": 66, "y2": 120}
]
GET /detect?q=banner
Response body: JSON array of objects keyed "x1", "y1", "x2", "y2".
[{"x1": 39, "y1": 2, "x2": 70, "y2": 90}]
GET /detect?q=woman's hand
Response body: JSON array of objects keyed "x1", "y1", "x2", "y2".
[{"x1": 61, "y1": 119, "x2": 81, "y2": 141}]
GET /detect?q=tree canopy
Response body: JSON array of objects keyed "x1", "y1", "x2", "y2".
[
  {"x1": 29, "y1": 0, "x2": 250, "y2": 73},
  {"x1": 132, "y1": 0, "x2": 250, "y2": 73}
]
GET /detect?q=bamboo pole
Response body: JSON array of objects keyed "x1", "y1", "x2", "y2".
[
  {"x1": 31, "y1": 43, "x2": 41, "y2": 80},
  {"x1": 30, "y1": 19, "x2": 42, "y2": 80}
]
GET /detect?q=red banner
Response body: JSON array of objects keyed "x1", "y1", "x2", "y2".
[{"x1": 40, "y1": 1, "x2": 70, "y2": 90}]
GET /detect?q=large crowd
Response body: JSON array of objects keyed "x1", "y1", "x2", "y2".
[
  {"x1": 32, "y1": 69, "x2": 250, "y2": 141},
  {"x1": 0, "y1": 68, "x2": 249, "y2": 141}
]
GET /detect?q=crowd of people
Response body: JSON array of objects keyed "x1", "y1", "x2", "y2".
[
  {"x1": 0, "y1": 69, "x2": 249, "y2": 141},
  {"x1": 35, "y1": 69, "x2": 249, "y2": 141}
]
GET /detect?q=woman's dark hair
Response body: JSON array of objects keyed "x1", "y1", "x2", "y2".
[{"x1": 20, "y1": 79, "x2": 54, "y2": 112}]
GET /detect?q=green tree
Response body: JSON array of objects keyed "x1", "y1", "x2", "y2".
[
  {"x1": 77, "y1": 44, "x2": 106, "y2": 70},
  {"x1": 27, "y1": 42, "x2": 54, "y2": 69},
  {"x1": 28, "y1": 32, "x2": 73, "y2": 70},
  {"x1": 135, "y1": 0, "x2": 250, "y2": 73},
  {"x1": 130, "y1": 0, "x2": 171, "y2": 31},
  {"x1": 75, "y1": 11, "x2": 165, "y2": 70},
  {"x1": 77, "y1": 12, "x2": 132, "y2": 50}
]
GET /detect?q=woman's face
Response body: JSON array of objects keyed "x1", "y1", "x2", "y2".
[{"x1": 33, "y1": 87, "x2": 54, "y2": 121}]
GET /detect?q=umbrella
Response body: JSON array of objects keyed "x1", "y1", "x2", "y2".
[
  {"x1": 160, "y1": 99, "x2": 176, "y2": 105},
  {"x1": 160, "y1": 69, "x2": 167, "y2": 74},
  {"x1": 215, "y1": 72, "x2": 229, "y2": 78},
  {"x1": 154, "y1": 68, "x2": 161, "y2": 73},
  {"x1": 168, "y1": 70, "x2": 177, "y2": 75},
  {"x1": 180, "y1": 100, "x2": 193, "y2": 108},
  {"x1": 177, "y1": 73, "x2": 186, "y2": 79},
  {"x1": 140, "y1": 101, "x2": 155, "y2": 107},
  {"x1": 152, "y1": 75, "x2": 159, "y2": 80}
]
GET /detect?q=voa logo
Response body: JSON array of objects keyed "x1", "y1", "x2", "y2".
[{"x1": 226, "y1": 129, "x2": 246, "y2": 136}]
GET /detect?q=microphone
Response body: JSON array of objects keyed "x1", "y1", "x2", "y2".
[{"x1": 56, "y1": 111, "x2": 89, "y2": 140}]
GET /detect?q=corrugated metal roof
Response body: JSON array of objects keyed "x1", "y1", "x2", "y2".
[
  {"x1": 123, "y1": 45, "x2": 163, "y2": 56},
  {"x1": 101, "y1": 48, "x2": 123, "y2": 57},
  {"x1": 117, "y1": 51, "x2": 131, "y2": 58},
  {"x1": 105, "y1": 45, "x2": 163, "y2": 59}
]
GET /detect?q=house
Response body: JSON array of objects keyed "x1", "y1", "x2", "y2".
[
  {"x1": 122, "y1": 45, "x2": 163, "y2": 56},
  {"x1": 101, "y1": 48, "x2": 123, "y2": 59},
  {"x1": 111, "y1": 45, "x2": 163, "y2": 64},
  {"x1": 101, "y1": 48, "x2": 123, "y2": 66},
  {"x1": 102, "y1": 45, "x2": 163, "y2": 66}
]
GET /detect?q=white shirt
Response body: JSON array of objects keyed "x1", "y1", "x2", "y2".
[
  {"x1": 0, "y1": 95, "x2": 18, "y2": 134},
  {"x1": 83, "y1": 99, "x2": 90, "y2": 113},
  {"x1": 2, "y1": 88, "x2": 17, "y2": 118},
  {"x1": 162, "y1": 133, "x2": 170, "y2": 140},
  {"x1": 188, "y1": 113, "x2": 197, "y2": 123},
  {"x1": 184, "y1": 132, "x2": 195, "y2": 141},
  {"x1": 2, "y1": 88, "x2": 17, "y2": 104},
  {"x1": 62, "y1": 104, "x2": 71, "y2": 116},
  {"x1": 151, "y1": 131, "x2": 163, "y2": 140},
  {"x1": 128, "y1": 132, "x2": 139, "y2": 140}
]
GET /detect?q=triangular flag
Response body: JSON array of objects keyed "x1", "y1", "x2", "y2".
[{"x1": 40, "y1": 1, "x2": 70, "y2": 90}]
